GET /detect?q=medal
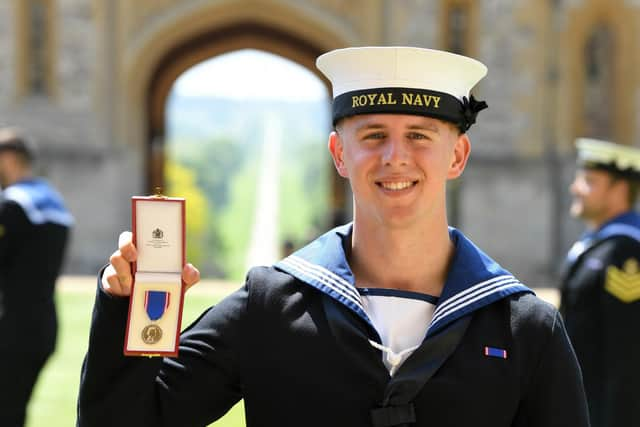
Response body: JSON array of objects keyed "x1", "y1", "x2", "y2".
[
  {"x1": 141, "y1": 324, "x2": 163, "y2": 344},
  {"x1": 142, "y1": 290, "x2": 170, "y2": 344}
]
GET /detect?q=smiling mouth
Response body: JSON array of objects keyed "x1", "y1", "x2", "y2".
[{"x1": 377, "y1": 181, "x2": 418, "y2": 191}]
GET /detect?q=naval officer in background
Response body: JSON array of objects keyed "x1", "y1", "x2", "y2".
[{"x1": 561, "y1": 138, "x2": 640, "y2": 427}]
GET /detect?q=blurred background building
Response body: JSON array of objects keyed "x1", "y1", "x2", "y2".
[{"x1": 1, "y1": 0, "x2": 639, "y2": 286}]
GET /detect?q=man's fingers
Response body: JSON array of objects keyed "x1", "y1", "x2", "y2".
[
  {"x1": 183, "y1": 263, "x2": 200, "y2": 291},
  {"x1": 108, "y1": 233, "x2": 198, "y2": 296},
  {"x1": 105, "y1": 261, "x2": 200, "y2": 295},
  {"x1": 118, "y1": 231, "x2": 132, "y2": 248},
  {"x1": 118, "y1": 231, "x2": 137, "y2": 263},
  {"x1": 109, "y1": 250, "x2": 133, "y2": 289},
  {"x1": 103, "y1": 264, "x2": 131, "y2": 296}
]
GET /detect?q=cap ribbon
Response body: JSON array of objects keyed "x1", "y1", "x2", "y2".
[{"x1": 459, "y1": 95, "x2": 488, "y2": 132}]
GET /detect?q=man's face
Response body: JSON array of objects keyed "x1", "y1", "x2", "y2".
[
  {"x1": 329, "y1": 114, "x2": 469, "y2": 228},
  {"x1": 569, "y1": 168, "x2": 617, "y2": 226}
]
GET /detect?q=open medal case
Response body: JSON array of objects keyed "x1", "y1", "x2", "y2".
[{"x1": 124, "y1": 195, "x2": 186, "y2": 357}]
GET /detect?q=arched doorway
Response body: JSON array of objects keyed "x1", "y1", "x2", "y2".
[
  {"x1": 145, "y1": 23, "x2": 349, "y2": 278},
  {"x1": 146, "y1": 23, "x2": 328, "y2": 186},
  {"x1": 164, "y1": 49, "x2": 331, "y2": 278}
]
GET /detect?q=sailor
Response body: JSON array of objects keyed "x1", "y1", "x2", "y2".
[
  {"x1": 560, "y1": 137, "x2": 640, "y2": 427},
  {"x1": 77, "y1": 47, "x2": 589, "y2": 427},
  {"x1": 0, "y1": 127, "x2": 73, "y2": 426}
]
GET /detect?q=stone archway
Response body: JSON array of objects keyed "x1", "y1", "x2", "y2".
[
  {"x1": 146, "y1": 22, "x2": 330, "y2": 189},
  {"x1": 115, "y1": 0, "x2": 361, "y2": 226},
  {"x1": 144, "y1": 22, "x2": 349, "y2": 226}
]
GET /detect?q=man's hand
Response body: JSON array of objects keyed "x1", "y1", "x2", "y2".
[{"x1": 102, "y1": 231, "x2": 200, "y2": 296}]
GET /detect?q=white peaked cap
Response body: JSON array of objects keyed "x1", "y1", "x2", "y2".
[{"x1": 576, "y1": 138, "x2": 640, "y2": 179}]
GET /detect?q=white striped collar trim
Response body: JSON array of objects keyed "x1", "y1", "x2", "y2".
[
  {"x1": 432, "y1": 275, "x2": 514, "y2": 323},
  {"x1": 427, "y1": 275, "x2": 529, "y2": 336},
  {"x1": 278, "y1": 255, "x2": 532, "y2": 335},
  {"x1": 275, "y1": 225, "x2": 534, "y2": 338},
  {"x1": 278, "y1": 255, "x2": 371, "y2": 325}
]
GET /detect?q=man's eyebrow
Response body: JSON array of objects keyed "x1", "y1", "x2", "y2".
[
  {"x1": 407, "y1": 124, "x2": 439, "y2": 133},
  {"x1": 353, "y1": 121, "x2": 440, "y2": 133},
  {"x1": 355, "y1": 123, "x2": 387, "y2": 133}
]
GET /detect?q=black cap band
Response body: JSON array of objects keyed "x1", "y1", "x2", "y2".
[
  {"x1": 581, "y1": 161, "x2": 640, "y2": 181},
  {"x1": 332, "y1": 87, "x2": 487, "y2": 132}
]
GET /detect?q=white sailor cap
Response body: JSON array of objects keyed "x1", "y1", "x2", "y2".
[
  {"x1": 316, "y1": 46, "x2": 488, "y2": 132},
  {"x1": 575, "y1": 138, "x2": 640, "y2": 180}
]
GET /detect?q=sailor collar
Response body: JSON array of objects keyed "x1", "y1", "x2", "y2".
[
  {"x1": 3, "y1": 178, "x2": 74, "y2": 227},
  {"x1": 593, "y1": 211, "x2": 640, "y2": 242},
  {"x1": 568, "y1": 211, "x2": 640, "y2": 265},
  {"x1": 275, "y1": 223, "x2": 532, "y2": 338}
]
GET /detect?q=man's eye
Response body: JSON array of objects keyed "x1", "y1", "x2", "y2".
[
  {"x1": 364, "y1": 132, "x2": 386, "y2": 140},
  {"x1": 408, "y1": 132, "x2": 429, "y2": 140}
]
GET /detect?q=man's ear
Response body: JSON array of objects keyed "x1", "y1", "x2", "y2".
[
  {"x1": 608, "y1": 176, "x2": 631, "y2": 207},
  {"x1": 447, "y1": 133, "x2": 471, "y2": 180},
  {"x1": 328, "y1": 131, "x2": 349, "y2": 178}
]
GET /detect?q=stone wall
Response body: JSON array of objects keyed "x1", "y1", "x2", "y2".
[
  {"x1": 58, "y1": 0, "x2": 94, "y2": 108},
  {"x1": 0, "y1": 0, "x2": 637, "y2": 283},
  {"x1": 462, "y1": 159, "x2": 552, "y2": 286},
  {"x1": 0, "y1": 2, "x2": 15, "y2": 104},
  {"x1": 0, "y1": 1, "x2": 140, "y2": 274}
]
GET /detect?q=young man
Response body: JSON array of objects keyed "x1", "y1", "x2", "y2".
[
  {"x1": 560, "y1": 138, "x2": 640, "y2": 427},
  {"x1": 77, "y1": 47, "x2": 589, "y2": 426},
  {"x1": 0, "y1": 128, "x2": 73, "y2": 426}
]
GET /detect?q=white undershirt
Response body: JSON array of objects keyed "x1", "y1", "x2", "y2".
[{"x1": 359, "y1": 289, "x2": 436, "y2": 376}]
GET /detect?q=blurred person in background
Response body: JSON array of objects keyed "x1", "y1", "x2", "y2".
[
  {"x1": 0, "y1": 127, "x2": 73, "y2": 427},
  {"x1": 560, "y1": 138, "x2": 640, "y2": 427}
]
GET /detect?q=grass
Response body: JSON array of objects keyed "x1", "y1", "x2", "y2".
[{"x1": 26, "y1": 280, "x2": 246, "y2": 427}]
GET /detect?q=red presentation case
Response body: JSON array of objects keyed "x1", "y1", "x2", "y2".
[{"x1": 124, "y1": 195, "x2": 186, "y2": 357}]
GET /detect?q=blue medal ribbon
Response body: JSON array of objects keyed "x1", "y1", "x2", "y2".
[{"x1": 144, "y1": 290, "x2": 170, "y2": 321}]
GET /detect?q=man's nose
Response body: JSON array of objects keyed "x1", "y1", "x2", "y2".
[
  {"x1": 569, "y1": 177, "x2": 583, "y2": 195},
  {"x1": 382, "y1": 137, "x2": 409, "y2": 167}
]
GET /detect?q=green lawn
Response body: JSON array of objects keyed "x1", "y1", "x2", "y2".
[{"x1": 27, "y1": 284, "x2": 246, "y2": 427}]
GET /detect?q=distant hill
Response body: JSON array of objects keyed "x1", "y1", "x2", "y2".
[{"x1": 166, "y1": 93, "x2": 331, "y2": 144}]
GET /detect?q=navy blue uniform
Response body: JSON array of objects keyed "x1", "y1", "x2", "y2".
[
  {"x1": 78, "y1": 225, "x2": 588, "y2": 427},
  {"x1": 561, "y1": 211, "x2": 640, "y2": 427},
  {"x1": 0, "y1": 178, "x2": 72, "y2": 426}
]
